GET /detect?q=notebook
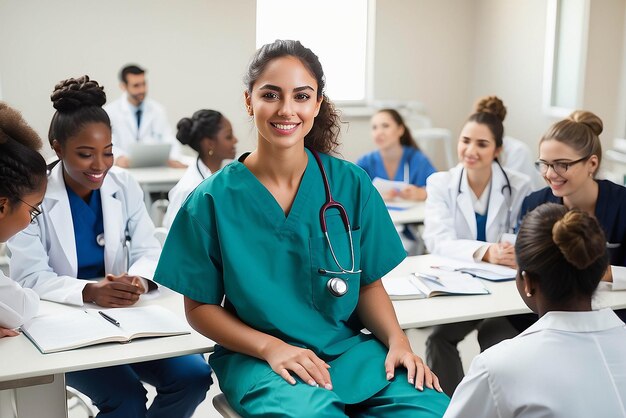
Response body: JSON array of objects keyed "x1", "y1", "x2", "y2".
[
  {"x1": 127, "y1": 143, "x2": 171, "y2": 168},
  {"x1": 21, "y1": 305, "x2": 191, "y2": 354},
  {"x1": 382, "y1": 270, "x2": 490, "y2": 300}
]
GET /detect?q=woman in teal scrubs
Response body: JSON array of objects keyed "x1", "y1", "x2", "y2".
[{"x1": 155, "y1": 40, "x2": 449, "y2": 417}]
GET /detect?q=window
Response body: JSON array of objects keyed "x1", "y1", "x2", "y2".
[
  {"x1": 256, "y1": 0, "x2": 373, "y2": 103},
  {"x1": 543, "y1": 0, "x2": 590, "y2": 117}
]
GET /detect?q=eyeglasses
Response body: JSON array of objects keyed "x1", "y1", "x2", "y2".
[
  {"x1": 17, "y1": 198, "x2": 42, "y2": 223},
  {"x1": 534, "y1": 155, "x2": 590, "y2": 176}
]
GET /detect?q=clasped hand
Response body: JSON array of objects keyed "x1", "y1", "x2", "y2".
[
  {"x1": 484, "y1": 242, "x2": 517, "y2": 268},
  {"x1": 83, "y1": 273, "x2": 146, "y2": 307}
]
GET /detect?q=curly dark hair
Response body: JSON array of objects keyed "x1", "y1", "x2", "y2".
[{"x1": 0, "y1": 102, "x2": 47, "y2": 204}]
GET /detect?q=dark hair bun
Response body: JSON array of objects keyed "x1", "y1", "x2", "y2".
[
  {"x1": 569, "y1": 110, "x2": 603, "y2": 136},
  {"x1": 552, "y1": 210, "x2": 606, "y2": 269},
  {"x1": 176, "y1": 117, "x2": 194, "y2": 145},
  {"x1": 51, "y1": 75, "x2": 106, "y2": 112},
  {"x1": 474, "y1": 96, "x2": 507, "y2": 122}
]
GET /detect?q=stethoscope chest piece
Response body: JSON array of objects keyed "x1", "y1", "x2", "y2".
[
  {"x1": 96, "y1": 233, "x2": 105, "y2": 247},
  {"x1": 327, "y1": 277, "x2": 348, "y2": 297}
]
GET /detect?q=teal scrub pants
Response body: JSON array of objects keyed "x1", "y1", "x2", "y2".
[{"x1": 235, "y1": 369, "x2": 449, "y2": 418}]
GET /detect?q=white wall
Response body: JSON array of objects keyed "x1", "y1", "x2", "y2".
[
  {"x1": 0, "y1": 0, "x2": 257, "y2": 160},
  {"x1": 1, "y1": 0, "x2": 625, "y2": 167}
]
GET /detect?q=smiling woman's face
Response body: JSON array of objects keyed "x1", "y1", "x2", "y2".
[{"x1": 53, "y1": 121, "x2": 114, "y2": 199}]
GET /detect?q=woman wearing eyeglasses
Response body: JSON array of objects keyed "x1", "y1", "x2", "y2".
[
  {"x1": 511, "y1": 110, "x2": 626, "y2": 331},
  {"x1": 8, "y1": 76, "x2": 213, "y2": 418},
  {"x1": 0, "y1": 103, "x2": 46, "y2": 336}
]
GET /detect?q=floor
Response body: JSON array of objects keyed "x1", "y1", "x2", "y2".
[{"x1": 68, "y1": 328, "x2": 480, "y2": 417}]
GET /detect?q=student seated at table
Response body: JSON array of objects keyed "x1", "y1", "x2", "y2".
[
  {"x1": 162, "y1": 109, "x2": 238, "y2": 229},
  {"x1": 8, "y1": 76, "x2": 212, "y2": 418},
  {"x1": 422, "y1": 103, "x2": 532, "y2": 396},
  {"x1": 509, "y1": 110, "x2": 626, "y2": 332},
  {"x1": 0, "y1": 103, "x2": 45, "y2": 336},
  {"x1": 357, "y1": 108, "x2": 436, "y2": 201},
  {"x1": 357, "y1": 109, "x2": 437, "y2": 254},
  {"x1": 444, "y1": 203, "x2": 626, "y2": 417},
  {"x1": 155, "y1": 39, "x2": 449, "y2": 417}
]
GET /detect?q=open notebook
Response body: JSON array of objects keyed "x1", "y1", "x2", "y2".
[
  {"x1": 382, "y1": 270, "x2": 490, "y2": 300},
  {"x1": 21, "y1": 305, "x2": 191, "y2": 354}
]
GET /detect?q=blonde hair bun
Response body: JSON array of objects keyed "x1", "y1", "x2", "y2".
[{"x1": 569, "y1": 110, "x2": 603, "y2": 137}]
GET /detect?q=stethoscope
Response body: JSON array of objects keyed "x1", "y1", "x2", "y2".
[
  {"x1": 96, "y1": 233, "x2": 132, "y2": 269},
  {"x1": 456, "y1": 159, "x2": 514, "y2": 234},
  {"x1": 310, "y1": 149, "x2": 362, "y2": 297},
  {"x1": 196, "y1": 156, "x2": 207, "y2": 180}
]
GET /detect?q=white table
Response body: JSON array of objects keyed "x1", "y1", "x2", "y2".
[
  {"x1": 127, "y1": 167, "x2": 187, "y2": 208},
  {"x1": 387, "y1": 202, "x2": 425, "y2": 225},
  {"x1": 386, "y1": 255, "x2": 626, "y2": 329},
  {"x1": 0, "y1": 288, "x2": 214, "y2": 418}
]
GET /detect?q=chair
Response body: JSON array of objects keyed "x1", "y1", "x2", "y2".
[
  {"x1": 213, "y1": 393, "x2": 242, "y2": 418},
  {"x1": 66, "y1": 387, "x2": 96, "y2": 417},
  {"x1": 150, "y1": 198, "x2": 169, "y2": 227},
  {"x1": 412, "y1": 128, "x2": 456, "y2": 171},
  {"x1": 153, "y1": 227, "x2": 168, "y2": 248}
]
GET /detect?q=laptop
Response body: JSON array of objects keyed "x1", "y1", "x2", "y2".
[{"x1": 126, "y1": 143, "x2": 172, "y2": 168}]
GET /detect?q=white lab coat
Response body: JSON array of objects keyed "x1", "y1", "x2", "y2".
[
  {"x1": 8, "y1": 163, "x2": 161, "y2": 306},
  {"x1": 423, "y1": 162, "x2": 531, "y2": 261},
  {"x1": 162, "y1": 158, "x2": 211, "y2": 230},
  {"x1": 104, "y1": 93, "x2": 180, "y2": 159},
  {"x1": 500, "y1": 136, "x2": 545, "y2": 191},
  {"x1": 444, "y1": 309, "x2": 626, "y2": 418},
  {"x1": 0, "y1": 269, "x2": 39, "y2": 329}
]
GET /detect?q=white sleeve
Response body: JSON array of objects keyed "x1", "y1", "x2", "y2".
[
  {"x1": 443, "y1": 355, "x2": 502, "y2": 418},
  {"x1": 423, "y1": 173, "x2": 486, "y2": 261},
  {"x1": 611, "y1": 265, "x2": 626, "y2": 290},
  {"x1": 0, "y1": 271, "x2": 39, "y2": 329},
  {"x1": 8, "y1": 224, "x2": 90, "y2": 306}
]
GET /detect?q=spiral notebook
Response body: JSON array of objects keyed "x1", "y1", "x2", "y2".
[{"x1": 21, "y1": 305, "x2": 191, "y2": 354}]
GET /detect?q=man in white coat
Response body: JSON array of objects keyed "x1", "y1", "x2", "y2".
[{"x1": 104, "y1": 64, "x2": 187, "y2": 168}]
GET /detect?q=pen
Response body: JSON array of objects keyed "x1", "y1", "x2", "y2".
[
  {"x1": 98, "y1": 311, "x2": 121, "y2": 327},
  {"x1": 415, "y1": 272, "x2": 441, "y2": 283}
]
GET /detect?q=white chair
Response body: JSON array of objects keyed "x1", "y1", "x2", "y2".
[
  {"x1": 150, "y1": 198, "x2": 169, "y2": 227},
  {"x1": 212, "y1": 393, "x2": 242, "y2": 418},
  {"x1": 66, "y1": 387, "x2": 96, "y2": 417},
  {"x1": 153, "y1": 227, "x2": 168, "y2": 248},
  {"x1": 412, "y1": 128, "x2": 456, "y2": 171}
]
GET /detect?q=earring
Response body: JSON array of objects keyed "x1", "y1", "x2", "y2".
[
  {"x1": 526, "y1": 292, "x2": 532, "y2": 297},
  {"x1": 208, "y1": 150, "x2": 214, "y2": 156}
]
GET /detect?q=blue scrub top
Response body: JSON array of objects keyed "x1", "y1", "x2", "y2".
[
  {"x1": 356, "y1": 146, "x2": 436, "y2": 187},
  {"x1": 66, "y1": 187, "x2": 105, "y2": 279},
  {"x1": 155, "y1": 148, "x2": 406, "y2": 405}
]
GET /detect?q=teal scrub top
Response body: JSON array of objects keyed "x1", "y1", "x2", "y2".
[{"x1": 154, "y1": 148, "x2": 406, "y2": 405}]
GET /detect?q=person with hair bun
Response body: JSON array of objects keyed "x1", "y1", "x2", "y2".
[
  {"x1": 474, "y1": 96, "x2": 543, "y2": 189},
  {"x1": 423, "y1": 104, "x2": 532, "y2": 396},
  {"x1": 508, "y1": 110, "x2": 626, "y2": 335},
  {"x1": 357, "y1": 109, "x2": 436, "y2": 201},
  {"x1": 0, "y1": 102, "x2": 46, "y2": 336},
  {"x1": 444, "y1": 203, "x2": 626, "y2": 417},
  {"x1": 8, "y1": 76, "x2": 212, "y2": 418},
  {"x1": 162, "y1": 109, "x2": 237, "y2": 229},
  {"x1": 154, "y1": 40, "x2": 449, "y2": 417}
]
